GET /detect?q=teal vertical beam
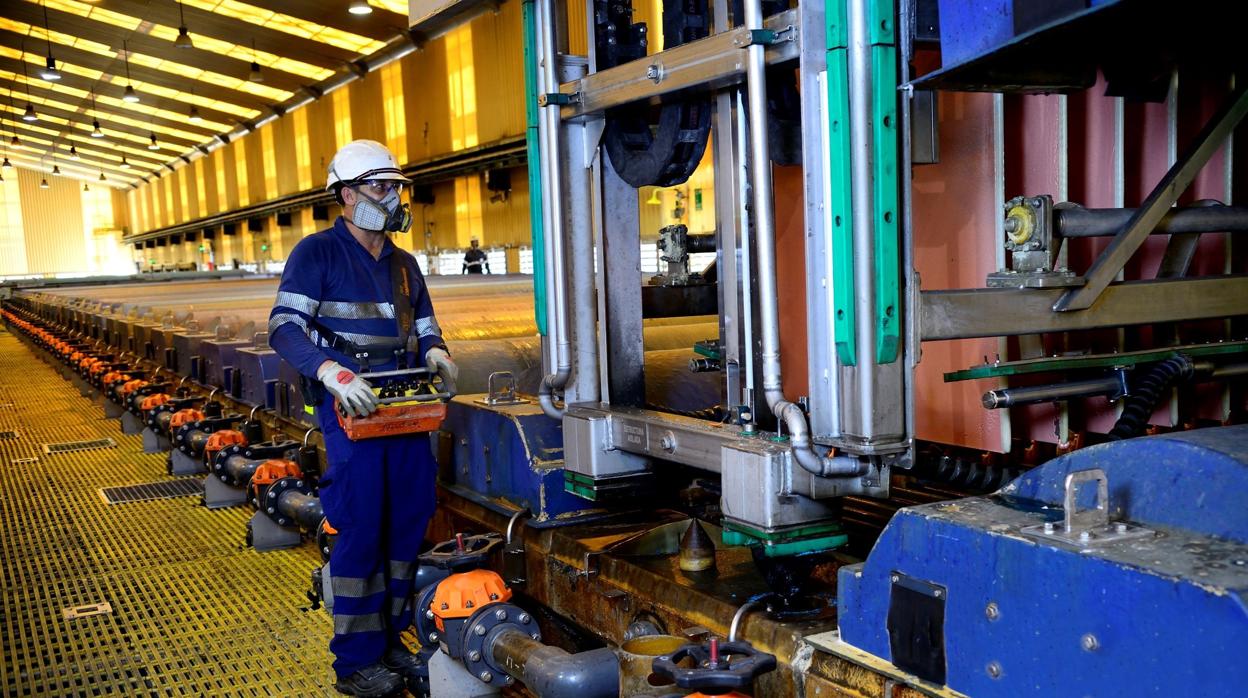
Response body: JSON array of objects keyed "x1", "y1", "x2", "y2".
[
  {"x1": 827, "y1": 0, "x2": 857, "y2": 366},
  {"x1": 868, "y1": 0, "x2": 900, "y2": 363},
  {"x1": 522, "y1": 0, "x2": 548, "y2": 335}
]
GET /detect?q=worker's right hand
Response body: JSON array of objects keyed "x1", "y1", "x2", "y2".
[{"x1": 317, "y1": 361, "x2": 379, "y2": 417}]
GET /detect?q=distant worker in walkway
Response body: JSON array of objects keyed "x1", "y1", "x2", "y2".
[
  {"x1": 461, "y1": 237, "x2": 489, "y2": 274},
  {"x1": 268, "y1": 139, "x2": 457, "y2": 697}
]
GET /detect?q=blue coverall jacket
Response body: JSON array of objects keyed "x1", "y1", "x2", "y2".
[{"x1": 268, "y1": 217, "x2": 444, "y2": 677}]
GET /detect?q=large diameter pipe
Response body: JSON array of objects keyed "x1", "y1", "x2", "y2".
[
  {"x1": 745, "y1": 0, "x2": 866, "y2": 478},
  {"x1": 1055, "y1": 203, "x2": 1248, "y2": 238},
  {"x1": 220, "y1": 454, "x2": 263, "y2": 487},
  {"x1": 487, "y1": 628, "x2": 619, "y2": 698},
  {"x1": 277, "y1": 490, "x2": 324, "y2": 530},
  {"x1": 537, "y1": 0, "x2": 572, "y2": 420}
]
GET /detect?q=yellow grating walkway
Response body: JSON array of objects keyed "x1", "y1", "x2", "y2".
[{"x1": 0, "y1": 331, "x2": 336, "y2": 696}]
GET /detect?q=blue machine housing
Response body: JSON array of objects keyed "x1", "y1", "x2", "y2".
[
  {"x1": 837, "y1": 426, "x2": 1248, "y2": 696},
  {"x1": 171, "y1": 331, "x2": 214, "y2": 378},
  {"x1": 440, "y1": 397, "x2": 600, "y2": 525},
  {"x1": 275, "y1": 359, "x2": 314, "y2": 426},
  {"x1": 234, "y1": 346, "x2": 282, "y2": 407},
  {"x1": 200, "y1": 338, "x2": 252, "y2": 389}
]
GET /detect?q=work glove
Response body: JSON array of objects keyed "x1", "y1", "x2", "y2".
[
  {"x1": 317, "y1": 361, "x2": 379, "y2": 418},
  {"x1": 425, "y1": 346, "x2": 458, "y2": 395}
]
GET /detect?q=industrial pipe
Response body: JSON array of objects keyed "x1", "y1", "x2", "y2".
[
  {"x1": 486, "y1": 628, "x2": 619, "y2": 698},
  {"x1": 273, "y1": 488, "x2": 324, "y2": 530},
  {"x1": 1055, "y1": 202, "x2": 1248, "y2": 237},
  {"x1": 745, "y1": 0, "x2": 867, "y2": 478},
  {"x1": 218, "y1": 454, "x2": 264, "y2": 487},
  {"x1": 537, "y1": 0, "x2": 573, "y2": 420},
  {"x1": 982, "y1": 373, "x2": 1127, "y2": 409}
]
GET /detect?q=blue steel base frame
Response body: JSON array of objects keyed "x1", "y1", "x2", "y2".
[
  {"x1": 438, "y1": 396, "x2": 605, "y2": 525},
  {"x1": 836, "y1": 426, "x2": 1248, "y2": 696}
]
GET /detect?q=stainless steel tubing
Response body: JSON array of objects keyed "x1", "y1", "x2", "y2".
[
  {"x1": 277, "y1": 490, "x2": 324, "y2": 530},
  {"x1": 746, "y1": 0, "x2": 866, "y2": 478},
  {"x1": 1055, "y1": 203, "x2": 1248, "y2": 237},
  {"x1": 537, "y1": 0, "x2": 572, "y2": 420}
]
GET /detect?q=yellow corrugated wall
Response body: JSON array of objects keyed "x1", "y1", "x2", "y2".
[
  {"x1": 16, "y1": 168, "x2": 88, "y2": 275},
  {"x1": 124, "y1": 0, "x2": 532, "y2": 264}
]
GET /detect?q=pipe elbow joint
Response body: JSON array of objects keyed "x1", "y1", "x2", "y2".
[
  {"x1": 538, "y1": 369, "x2": 570, "y2": 420},
  {"x1": 520, "y1": 646, "x2": 620, "y2": 698}
]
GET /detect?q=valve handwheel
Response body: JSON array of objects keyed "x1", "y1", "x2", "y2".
[{"x1": 651, "y1": 638, "x2": 777, "y2": 694}]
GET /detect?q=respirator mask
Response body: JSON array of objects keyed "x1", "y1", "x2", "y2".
[{"x1": 349, "y1": 181, "x2": 413, "y2": 233}]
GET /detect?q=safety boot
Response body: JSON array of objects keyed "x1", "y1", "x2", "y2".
[
  {"x1": 333, "y1": 662, "x2": 405, "y2": 697},
  {"x1": 382, "y1": 645, "x2": 430, "y2": 697}
]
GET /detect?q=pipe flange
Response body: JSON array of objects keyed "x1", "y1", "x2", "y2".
[
  {"x1": 213, "y1": 444, "x2": 249, "y2": 484},
  {"x1": 413, "y1": 582, "x2": 443, "y2": 649},
  {"x1": 464, "y1": 602, "x2": 537, "y2": 687},
  {"x1": 147, "y1": 402, "x2": 177, "y2": 431},
  {"x1": 264, "y1": 476, "x2": 312, "y2": 527}
]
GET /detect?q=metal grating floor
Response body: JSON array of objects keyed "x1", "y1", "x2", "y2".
[
  {"x1": 100, "y1": 479, "x2": 204, "y2": 505},
  {"x1": 0, "y1": 333, "x2": 336, "y2": 696}
]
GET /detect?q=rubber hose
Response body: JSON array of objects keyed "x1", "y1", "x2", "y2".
[{"x1": 1106, "y1": 356, "x2": 1194, "y2": 441}]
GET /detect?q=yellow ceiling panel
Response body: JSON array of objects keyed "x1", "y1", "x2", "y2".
[{"x1": 181, "y1": 0, "x2": 385, "y2": 55}]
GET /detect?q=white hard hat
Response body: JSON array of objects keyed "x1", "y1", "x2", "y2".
[{"x1": 326, "y1": 139, "x2": 410, "y2": 191}]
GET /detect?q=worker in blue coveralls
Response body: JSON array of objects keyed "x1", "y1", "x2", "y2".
[{"x1": 268, "y1": 139, "x2": 457, "y2": 697}]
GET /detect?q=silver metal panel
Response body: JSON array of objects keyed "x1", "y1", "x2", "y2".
[
  {"x1": 720, "y1": 443, "x2": 836, "y2": 531},
  {"x1": 562, "y1": 409, "x2": 649, "y2": 477},
  {"x1": 799, "y1": 0, "x2": 841, "y2": 441}
]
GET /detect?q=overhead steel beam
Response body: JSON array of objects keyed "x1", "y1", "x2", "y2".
[
  {"x1": 1054, "y1": 85, "x2": 1248, "y2": 311},
  {"x1": 252, "y1": 0, "x2": 410, "y2": 42},
  {"x1": 0, "y1": 30, "x2": 273, "y2": 113},
  {"x1": 0, "y1": 56, "x2": 241, "y2": 128},
  {"x1": 554, "y1": 8, "x2": 800, "y2": 120},
  {"x1": 0, "y1": 78, "x2": 220, "y2": 140},
  {"x1": 3, "y1": 121, "x2": 166, "y2": 169},
  {"x1": 920, "y1": 276, "x2": 1248, "y2": 341},
  {"x1": 0, "y1": 81, "x2": 201, "y2": 149},
  {"x1": 3, "y1": 2, "x2": 309, "y2": 94},
  {"x1": 90, "y1": 0, "x2": 358, "y2": 69}
]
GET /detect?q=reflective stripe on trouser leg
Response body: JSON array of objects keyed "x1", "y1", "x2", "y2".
[
  {"x1": 333, "y1": 573, "x2": 387, "y2": 599},
  {"x1": 318, "y1": 409, "x2": 390, "y2": 677},
  {"x1": 383, "y1": 433, "x2": 438, "y2": 640}
]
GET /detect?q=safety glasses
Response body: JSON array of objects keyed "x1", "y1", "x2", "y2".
[{"x1": 352, "y1": 179, "x2": 405, "y2": 197}]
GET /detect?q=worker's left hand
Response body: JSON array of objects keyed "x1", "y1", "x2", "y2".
[{"x1": 425, "y1": 346, "x2": 458, "y2": 395}]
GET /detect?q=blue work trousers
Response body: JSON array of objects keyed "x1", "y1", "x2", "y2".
[{"x1": 316, "y1": 396, "x2": 437, "y2": 677}]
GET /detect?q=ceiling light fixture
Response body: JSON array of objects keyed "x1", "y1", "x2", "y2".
[
  {"x1": 9, "y1": 135, "x2": 18, "y2": 147},
  {"x1": 91, "y1": 119, "x2": 104, "y2": 137},
  {"x1": 122, "y1": 40, "x2": 140, "y2": 102},
  {"x1": 174, "y1": 2, "x2": 194, "y2": 49},
  {"x1": 83, "y1": 182, "x2": 89, "y2": 192},
  {"x1": 99, "y1": 171, "x2": 106, "y2": 182},
  {"x1": 188, "y1": 105, "x2": 202, "y2": 123},
  {"x1": 248, "y1": 38, "x2": 264, "y2": 83},
  {"x1": 119, "y1": 156, "x2": 130, "y2": 169},
  {"x1": 39, "y1": 177, "x2": 49, "y2": 189},
  {"x1": 349, "y1": 1, "x2": 373, "y2": 14},
  {"x1": 23, "y1": 102, "x2": 38, "y2": 122},
  {"x1": 1, "y1": 157, "x2": 10, "y2": 170},
  {"x1": 52, "y1": 164, "x2": 61, "y2": 176},
  {"x1": 41, "y1": 2, "x2": 61, "y2": 81},
  {"x1": 148, "y1": 131, "x2": 159, "y2": 150},
  {"x1": 69, "y1": 144, "x2": 79, "y2": 160}
]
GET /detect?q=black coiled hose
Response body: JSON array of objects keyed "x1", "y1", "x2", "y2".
[{"x1": 1106, "y1": 355, "x2": 1194, "y2": 441}]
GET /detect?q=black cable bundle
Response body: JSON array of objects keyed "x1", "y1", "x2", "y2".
[{"x1": 1106, "y1": 355, "x2": 1194, "y2": 441}]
